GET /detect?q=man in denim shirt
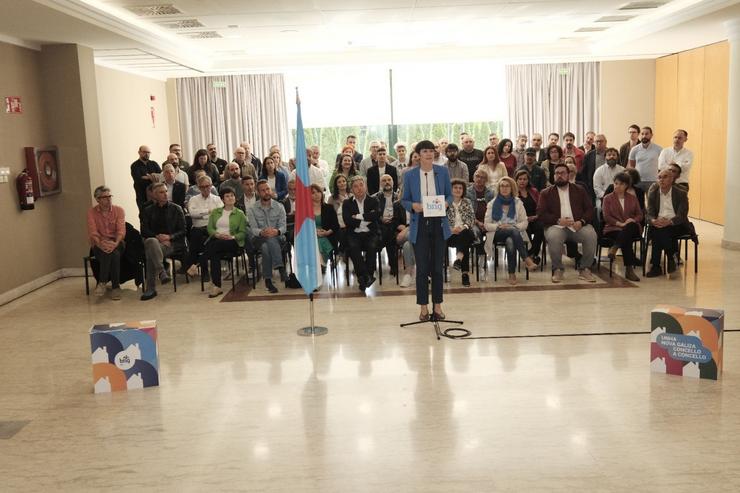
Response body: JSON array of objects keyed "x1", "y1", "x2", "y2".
[{"x1": 247, "y1": 180, "x2": 287, "y2": 293}]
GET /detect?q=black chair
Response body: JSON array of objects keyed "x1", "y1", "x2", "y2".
[
  {"x1": 164, "y1": 251, "x2": 189, "y2": 292},
  {"x1": 491, "y1": 239, "x2": 529, "y2": 282},
  {"x1": 199, "y1": 247, "x2": 249, "y2": 292},
  {"x1": 595, "y1": 210, "x2": 644, "y2": 278},
  {"x1": 643, "y1": 223, "x2": 699, "y2": 275}
]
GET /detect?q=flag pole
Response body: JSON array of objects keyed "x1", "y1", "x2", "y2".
[{"x1": 298, "y1": 293, "x2": 327, "y2": 336}]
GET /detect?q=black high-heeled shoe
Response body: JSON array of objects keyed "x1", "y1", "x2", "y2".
[
  {"x1": 419, "y1": 311, "x2": 430, "y2": 322},
  {"x1": 432, "y1": 311, "x2": 446, "y2": 321}
]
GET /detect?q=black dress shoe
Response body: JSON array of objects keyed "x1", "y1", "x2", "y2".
[
  {"x1": 358, "y1": 276, "x2": 367, "y2": 291},
  {"x1": 140, "y1": 290, "x2": 157, "y2": 301},
  {"x1": 645, "y1": 266, "x2": 662, "y2": 278},
  {"x1": 265, "y1": 279, "x2": 279, "y2": 293},
  {"x1": 462, "y1": 273, "x2": 471, "y2": 286},
  {"x1": 365, "y1": 276, "x2": 376, "y2": 288},
  {"x1": 452, "y1": 259, "x2": 462, "y2": 271},
  {"x1": 532, "y1": 256, "x2": 541, "y2": 265}
]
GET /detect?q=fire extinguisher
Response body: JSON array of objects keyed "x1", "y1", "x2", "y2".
[{"x1": 16, "y1": 169, "x2": 35, "y2": 211}]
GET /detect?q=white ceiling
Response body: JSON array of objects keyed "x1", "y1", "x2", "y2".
[{"x1": 0, "y1": 0, "x2": 737, "y2": 78}]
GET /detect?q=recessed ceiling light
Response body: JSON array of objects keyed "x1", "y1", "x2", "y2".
[
  {"x1": 595, "y1": 15, "x2": 635, "y2": 22},
  {"x1": 280, "y1": 29, "x2": 298, "y2": 33},
  {"x1": 618, "y1": 1, "x2": 667, "y2": 10},
  {"x1": 227, "y1": 25, "x2": 239, "y2": 29},
  {"x1": 575, "y1": 27, "x2": 608, "y2": 32}
]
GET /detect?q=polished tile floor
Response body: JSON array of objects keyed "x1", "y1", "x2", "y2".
[{"x1": 1, "y1": 220, "x2": 739, "y2": 491}]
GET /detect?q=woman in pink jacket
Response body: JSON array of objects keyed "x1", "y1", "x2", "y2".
[{"x1": 602, "y1": 172, "x2": 643, "y2": 281}]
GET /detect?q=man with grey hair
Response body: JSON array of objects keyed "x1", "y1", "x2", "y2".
[
  {"x1": 512, "y1": 134, "x2": 528, "y2": 167},
  {"x1": 359, "y1": 140, "x2": 381, "y2": 176},
  {"x1": 488, "y1": 132, "x2": 500, "y2": 148},
  {"x1": 233, "y1": 146, "x2": 257, "y2": 181},
  {"x1": 160, "y1": 152, "x2": 189, "y2": 186},
  {"x1": 310, "y1": 145, "x2": 331, "y2": 187},
  {"x1": 530, "y1": 133, "x2": 547, "y2": 163},
  {"x1": 184, "y1": 174, "x2": 223, "y2": 277},
  {"x1": 161, "y1": 163, "x2": 186, "y2": 208},
  {"x1": 219, "y1": 162, "x2": 245, "y2": 201},
  {"x1": 87, "y1": 185, "x2": 126, "y2": 300},
  {"x1": 239, "y1": 141, "x2": 262, "y2": 175},
  {"x1": 140, "y1": 182, "x2": 186, "y2": 300},
  {"x1": 374, "y1": 173, "x2": 406, "y2": 278},
  {"x1": 434, "y1": 138, "x2": 448, "y2": 165},
  {"x1": 342, "y1": 175, "x2": 380, "y2": 291}
]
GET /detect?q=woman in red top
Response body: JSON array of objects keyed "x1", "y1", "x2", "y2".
[
  {"x1": 86, "y1": 185, "x2": 126, "y2": 299},
  {"x1": 497, "y1": 138, "x2": 517, "y2": 177},
  {"x1": 602, "y1": 172, "x2": 643, "y2": 281}
]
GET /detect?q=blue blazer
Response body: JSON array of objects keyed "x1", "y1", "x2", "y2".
[
  {"x1": 260, "y1": 170, "x2": 288, "y2": 201},
  {"x1": 401, "y1": 165, "x2": 453, "y2": 243}
]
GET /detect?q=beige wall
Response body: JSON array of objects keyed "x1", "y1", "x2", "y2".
[
  {"x1": 96, "y1": 66, "x2": 171, "y2": 225},
  {"x1": 0, "y1": 42, "x2": 57, "y2": 295},
  {"x1": 600, "y1": 59, "x2": 655, "y2": 149}
]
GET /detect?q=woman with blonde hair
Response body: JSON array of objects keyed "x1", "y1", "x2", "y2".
[{"x1": 485, "y1": 176, "x2": 538, "y2": 284}]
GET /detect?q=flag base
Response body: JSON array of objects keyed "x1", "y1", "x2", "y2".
[{"x1": 297, "y1": 326, "x2": 328, "y2": 337}]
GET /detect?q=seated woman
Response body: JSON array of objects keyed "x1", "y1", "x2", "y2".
[
  {"x1": 311, "y1": 183, "x2": 339, "y2": 270},
  {"x1": 328, "y1": 154, "x2": 358, "y2": 195},
  {"x1": 328, "y1": 174, "x2": 351, "y2": 251},
  {"x1": 446, "y1": 179, "x2": 476, "y2": 287},
  {"x1": 259, "y1": 156, "x2": 288, "y2": 201},
  {"x1": 602, "y1": 172, "x2": 643, "y2": 281},
  {"x1": 604, "y1": 167, "x2": 645, "y2": 219},
  {"x1": 485, "y1": 176, "x2": 538, "y2": 284},
  {"x1": 201, "y1": 187, "x2": 248, "y2": 298},
  {"x1": 497, "y1": 138, "x2": 518, "y2": 177},
  {"x1": 514, "y1": 169, "x2": 543, "y2": 264},
  {"x1": 477, "y1": 146, "x2": 508, "y2": 189}
]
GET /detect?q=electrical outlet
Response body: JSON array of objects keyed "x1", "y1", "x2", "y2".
[{"x1": 0, "y1": 167, "x2": 10, "y2": 183}]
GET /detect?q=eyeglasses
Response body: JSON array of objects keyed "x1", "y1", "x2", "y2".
[
  {"x1": 198, "y1": 185, "x2": 211, "y2": 189},
  {"x1": 98, "y1": 195, "x2": 112, "y2": 199}
]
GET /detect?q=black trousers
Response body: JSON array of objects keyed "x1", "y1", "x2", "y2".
[
  {"x1": 446, "y1": 228, "x2": 475, "y2": 272},
  {"x1": 93, "y1": 243, "x2": 124, "y2": 288},
  {"x1": 201, "y1": 238, "x2": 239, "y2": 288},
  {"x1": 413, "y1": 216, "x2": 445, "y2": 306},
  {"x1": 347, "y1": 231, "x2": 379, "y2": 280},
  {"x1": 649, "y1": 223, "x2": 691, "y2": 267},
  {"x1": 379, "y1": 223, "x2": 399, "y2": 274},
  {"x1": 526, "y1": 221, "x2": 544, "y2": 257},
  {"x1": 605, "y1": 222, "x2": 641, "y2": 266},
  {"x1": 185, "y1": 226, "x2": 208, "y2": 268}
]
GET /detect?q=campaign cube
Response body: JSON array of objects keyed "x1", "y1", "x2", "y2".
[
  {"x1": 650, "y1": 306, "x2": 723, "y2": 380},
  {"x1": 90, "y1": 320, "x2": 159, "y2": 393}
]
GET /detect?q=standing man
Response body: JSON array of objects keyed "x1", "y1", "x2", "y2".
[
  {"x1": 366, "y1": 147, "x2": 398, "y2": 195},
  {"x1": 220, "y1": 162, "x2": 245, "y2": 202},
  {"x1": 512, "y1": 134, "x2": 528, "y2": 167},
  {"x1": 458, "y1": 135, "x2": 484, "y2": 184},
  {"x1": 530, "y1": 133, "x2": 547, "y2": 164},
  {"x1": 359, "y1": 140, "x2": 381, "y2": 176},
  {"x1": 342, "y1": 176, "x2": 381, "y2": 292},
  {"x1": 548, "y1": 133, "x2": 560, "y2": 147},
  {"x1": 161, "y1": 152, "x2": 189, "y2": 186},
  {"x1": 658, "y1": 129, "x2": 693, "y2": 192},
  {"x1": 169, "y1": 143, "x2": 189, "y2": 173},
  {"x1": 310, "y1": 145, "x2": 331, "y2": 188},
  {"x1": 619, "y1": 124, "x2": 641, "y2": 167},
  {"x1": 579, "y1": 133, "x2": 608, "y2": 201},
  {"x1": 240, "y1": 141, "x2": 262, "y2": 176},
  {"x1": 434, "y1": 139, "x2": 449, "y2": 165},
  {"x1": 207, "y1": 143, "x2": 229, "y2": 180},
  {"x1": 401, "y1": 140, "x2": 453, "y2": 322},
  {"x1": 140, "y1": 182, "x2": 186, "y2": 301},
  {"x1": 336, "y1": 135, "x2": 363, "y2": 167},
  {"x1": 579, "y1": 131, "x2": 596, "y2": 154},
  {"x1": 628, "y1": 126, "x2": 663, "y2": 196},
  {"x1": 488, "y1": 133, "x2": 500, "y2": 148},
  {"x1": 131, "y1": 145, "x2": 161, "y2": 212},
  {"x1": 233, "y1": 146, "x2": 257, "y2": 181},
  {"x1": 562, "y1": 132, "x2": 585, "y2": 172},
  {"x1": 391, "y1": 142, "x2": 408, "y2": 170},
  {"x1": 247, "y1": 180, "x2": 287, "y2": 293},
  {"x1": 444, "y1": 143, "x2": 469, "y2": 182}
]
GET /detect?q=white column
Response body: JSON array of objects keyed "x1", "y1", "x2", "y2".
[{"x1": 723, "y1": 19, "x2": 740, "y2": 250}]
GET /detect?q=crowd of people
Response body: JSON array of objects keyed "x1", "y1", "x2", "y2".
[{"x1": 85, "y1": 125, "x2": 696, "y2": 301}]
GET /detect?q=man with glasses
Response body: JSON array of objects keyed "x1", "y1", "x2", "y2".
[
  {"x1": 184, "y1": 175, "x2": 224, "y2": 278},
  {"x1": 645, "y1": 169, "x2": 690, "y2": 278},
  {"x1": 87, "y1": 186, "x2": 126, "y2": 300}
]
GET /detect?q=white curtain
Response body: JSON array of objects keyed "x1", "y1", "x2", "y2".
[
  {"x1": 175, "y1": 74, "x2": 290, "y2": 162},
  {"x1": 506, "y1": 62, "x2": 600, "y2": 141}
]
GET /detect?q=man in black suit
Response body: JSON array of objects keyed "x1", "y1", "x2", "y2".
[
  {"x1": 207, "y1": 143, "x2": 229, "y2": 180},
  {"x1": 131, "y1": 145, "x2": 161, "y2": 212},
  {"x1": 530, "y1": 133, "x2": 548, "y2": 164},
  {"x1": 366, "y1": 147, "x2": 398, "y2": 195},
  {"x1": 578, "y1": 133, "x2": 607, "y2": 205},
  {"x1": 335, "y1": 134, "x2": 363, "y2": 167},
  {"x1": 342, "y1": 176, "x2": 380, "y2": 291},
  {"x1": 161, "y1": 163, "x2": 187, "y2": 208},
  {"x1": 374, "y1": 174, "x2": 406, "y2": 277}
]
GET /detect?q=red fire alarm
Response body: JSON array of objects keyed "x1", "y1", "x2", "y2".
[
  {"x1": 5, "y1": 96, "x2": 22, "y2": 113},
  {"x1": 150, "y1": 95, "x2": 156, "y2": 101}
]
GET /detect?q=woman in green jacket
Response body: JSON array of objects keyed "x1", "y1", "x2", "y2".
[{"x1": 202, "y1": 186, "x2": 248, "y2": 298}]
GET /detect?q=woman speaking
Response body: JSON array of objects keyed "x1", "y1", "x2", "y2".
[{"x1": 401, "y1": 140, "x2": 453, "y2": 321}]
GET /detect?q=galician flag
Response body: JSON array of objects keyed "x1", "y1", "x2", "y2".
[{"x1": 292, "y1": 90, "x2": 323, "y2": 295}]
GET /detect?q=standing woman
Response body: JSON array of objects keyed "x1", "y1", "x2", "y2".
[
  {"x1": 514, "y1": 169, "x2": 543, "y2": 264},
  {"x1": 542, "y1": 144, "x2": 564, "y2": 185},
  {"x1": 328, "y1": 154, "x2": 358, "y2": 195},
  {"x1": 477, "y1": 145, "x2": 508, "y2": 189},
  {"x1": 485, "y1": 176, "x2": 538, "y2": 284},
  {"x1": 201, "y1": 187, "x2": 248, "y2": 298},
  {"x1": 260, "y1": 156, "x2": 288, "y2": 201},
  {"x1": 497, "y1": 138, "x2": 517, "y2": 177},
  {"x1": 401, "y1": 140, "x2": 453, "y2": 321},
  {"x1": 311, "y1": 183, "x2": 339, "y2": 268}
]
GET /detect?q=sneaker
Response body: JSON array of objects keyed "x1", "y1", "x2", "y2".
[
  {"x1": 452, "y1": 259, "x2": 462, "y2": 271},
  {"x1": 159, "y1": 270, "x2": 171, "y2": 285},
  {"x1": 186, "y1": 264, "x2": 199, "y2": 277},
  {"x1": 551, "y1": 270, "x2": 564, "y2": 283},
  {"x1": 110, "y1": 288, "x2": 122, "y2": 300},
  {"x1": 400, "y1": 274, "x2": 413, "y2": 288},
  {"x1": 140, "y1": 289, "x2": 157, "y2": 301},
  {"x1": 208, "y1": 284, "x2": 223, "y2": 298},
  {"x1": 646, "y1": 266, "x2": 662, "y2": 278},
  {"x1": 462, "y1": 273, "x2": 470, "y2": 287},
  {"x1": 667, "y1": 255, "x2": 677, "y2": 274},
  {"x1": 265, "y1": 279, "x2": 279, "y2": 294},
  {"x1": 578, "y1": 268, "x2": 597, "y2": 283},
  {"x1": 94, "y1": 283, "x2": 106, "y2": 297},
  {"x1": 625, "y1": 266, "x2": 640, "y2": 282}
]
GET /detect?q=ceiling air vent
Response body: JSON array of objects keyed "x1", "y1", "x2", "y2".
[
  {"x1": 156, "y1": 19, "x2": 204, "y2": 29},
  {"x1": 182, "y1": 31, "x2": 223, "y2": 39},
  {"x1": 125, "y1": 4, "x2": 182, "y2": 16},
  {"x1": 618, "y1": 1, "x2": 667, "y2": 10},
  {"x1": 595, "y1": 15, "x2": 635, "y2": 22},
  {"x1": 575, "y1": 27, "x2": 608, "y2": 32}
]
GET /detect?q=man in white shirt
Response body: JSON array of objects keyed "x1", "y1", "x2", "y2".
[
  {"x1": 628, "y1": 126, "x2": 663, "y2": 196},
  {"x1": 238, "y1": 175, "x2": 257, "y2": 213},
  {"x1": 391, "y1": 142, "x2": 408, "y2": 169},
  {"x1": 592, "y1": 147, "x2": 625, "y2": 208},
  {"x1": 157, "y1": 153, "x2": 189, "y2": 186},
  {"x1": 184, "y1": 175, "x2": 224, "y2": 277},
  {"x1": 290, "y1": 153, "x2": 325, "y2": 189},
  {"x1": 433, "y1": 138, "x2": 449, "y2": 165},
  {"x1": 342, "y1": 176, "x2": 380, "y2": 291},
  {"x1": 658, "y1": 129, "x2": 693, "y2": 192},
  {"x1": 309, "y1": 145, "x2": 331, "y2": 189},
  {"x1": 645, "y1": 168, "x2": 690, "y2": 277}
]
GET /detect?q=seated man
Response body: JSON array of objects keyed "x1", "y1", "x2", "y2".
[
  {"x1": 184, "y1": 175, "x2": 223, "y2": 277},
  {"x1": 374, "y1": 173, "x2": 406, "y2": 277},
  {"x1": 247, "y1": 180, "x2": 287, "y2": 293},
  {"x1": 342, "y1": 176, "x2": 380, "y2": 291},
  {"x1": 185, "y1": 169, "x2": 217, "y2": 208},
  {"x1": 140, "y1": 182, "x2": 186, "y2": 300},
  {"x1": 282, "y1": 179, "x2": 296, "y2": 245},
  {"x1": 645, "y1": 168, "x2": 690, "y2": 278},
  {"x1": 219, "y1": 162, "x2": 244, "y2": 202},
  {"x1": 161, "y1": 163, "x2": 187, "y2": 208},
  {"x1": 536, "y1": 162, "x2": 598, "y2": 283},
  {"x1": 238, "y1": 175, "x2": 258, "y2": 212}
]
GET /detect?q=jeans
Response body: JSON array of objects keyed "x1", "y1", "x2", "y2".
[
  {"x1": 252, "y1": 236, "x2": 285, "y2": 280},
  {"x1": 493, "y1": 228, "x2": 529, "y2": 274}
]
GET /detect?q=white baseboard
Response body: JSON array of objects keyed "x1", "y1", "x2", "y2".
[
  {"x1": 61, "y1": 268, "x2": 86, "y2": 277},
  {"x1": 0, "y1": 269, "x2": 65, "y2": 307}
]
